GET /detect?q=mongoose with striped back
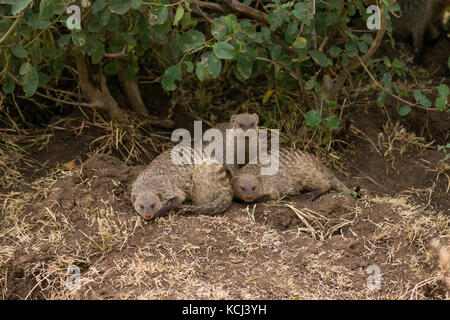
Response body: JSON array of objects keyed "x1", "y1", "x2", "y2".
[
  {"x1": 232, "y1": 148, "x2": 349, "y2": 203},
  {"x1": 213, "y1": 113, "x2": 260, "y2": 177},
  {"x1": 131, "y1": 147, "x2": 232, "y2": 220}
]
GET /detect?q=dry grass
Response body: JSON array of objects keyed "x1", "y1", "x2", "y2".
[
  {"x1": 1, "y1": 163, "x2": 448, "y2": 299},
  {"x1": 0, "y1": 129, "x2": 52, "y2": 189},
  {"x1": 378, "y1": 121, "x2": 433, "y2": 162},
  {"x1": 48, "y1": 112, "x2": 172, "y2": 164}
]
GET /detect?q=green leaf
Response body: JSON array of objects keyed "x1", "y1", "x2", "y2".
[
  {"x1": 132, "y1": 0, "x2": 143, "y2": 9},
  {"x1": 398, "y1": 105, "x2": 411, "y2": 116},
  {"x1": 293, "y1": 37, "x2": 307, "y2": 49},
  {"x1": 309, "y1": 50, "x2": 328, "y2": 67},
  {"x1": 236, "y1": 51, "x2": 253, "y2": 80},
  {"x1": 357, "y1": 41, "x2": 368, "y2": 53},
  {"x1": 413, "y1": 89, "x2": 432, "y2": 108},
  {"x1": 438, "y1": 84, "x2": 449, "y2": 97},
  {"x1": 180, "y1": 30, "x2": 205, "y2": 52},
  {"x1": 382, "y1": 72, "x2": 392, "y2": 89},
  {"x1": 392, "y1": 59, "x2": 405, "y2": 70},
  {"x1": 109, "y1": 0, "x2": 132, "y2": 15},
  {"x1": 19, "y1": 62, "x2": 38, "y2": 97},
  {"x1": 196, "y1": 51, "x2": 221, "y2": 81},
  {"x1": 173, "y1": 4, "x2": 184, "y2": 26},
  {"x1": 37, "y1": 71, "x2": 49, "y2": 88},
  {"x1": 91, "y1": 45, "x2": 105, "y2": 64},
  {"x1": 329, "y1": 47, "x2": 341, "y2": 58},
  {"x1": 1, "y1": 0, "x2": 32, "y2": 15},
  {"x1": 267, "y1": 10, "x2": 285, "y2": 31},
  {"x1": 93, "y1": 0, "x2": 107, "y2": 13},
  {"x1": 71, "y1": 30, "x2": 87, "y2": 47},
  {"x1": 305, "y1": 110, "x2": 322, "y2": 127},
  {"x1": 183, "y1": 61, "x2": 194, "y2": 73},
  {"x1": 292, "y1": 2, "x2": 313, "y2": 25},
  {"x1": 57, "y1": 34, "x2": 71, "y2": 48},
  {"x1": 149, "y1": 5, "x2": 168, "y2": 25},
  {"x1": 435, "y1": 96, "x2": 447, "y2": 110},
  {"x1": 344, "y1": 42, "x2": 358, "y2": 57},
  {"x1": 213, "y1": 41, "x2": 236, "y2": 60},
  {"x1": 39, "y1": 0, "x2": 54, "y2": 20},
  {"x1": 51, "y1": 57, "x2": 65, "y2": 74},
  {"x1": 2, "y1": 75, "x2": 15, "y2": 94},
  {"x1": 11, "y1": 45, "x2": 28, "y2": 59},
  {"x1": 106, "y1": 15, "x2": 121, "y2": 31},
  {"x1": 285, "y1": 20, "x2": 299, "y2": 43},
  {"x1": 305, "y1": 80, "x2": 315, "y2": 90},
  {"x1": 326, "y1": 117, "x2": 339, "y2": 129},
  {"x1": 125, "y1": 64, "x2": 137, "y2": 79},
  {"x1": 104, "y1": 60, "x2": 119, "y2": 75},
  {"x1": 377, "y1": 92, "x2": 387, "y2": 107},
  {"x1": 161, "y1": 65, "x2": 182, "y2": 91},
  {"x1": 328, "y1": 101, "x2": 337, "y2": 110},
  {"x1": 211, "y1": 18, "x2": 228, "y2": 40}
]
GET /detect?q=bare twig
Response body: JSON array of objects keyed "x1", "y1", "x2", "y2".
[
  {"x1": 0, "y1": 10, "x2": 24, "y2": 45},
  {"x1": 223, "y1": 0, "x2": 267, "y2": 23},
  {"x1": 327, "y1": 6, "x2": 386, "y2": 101}
]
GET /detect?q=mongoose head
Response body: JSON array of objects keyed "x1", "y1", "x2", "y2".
[
  {"x1": 230, "y1": 113, "x2": 259, "y2": 133},
  {"x1": 132, "y1": 192, "x2": 163, "y2": 220},
  {"x1": 232, "y1": 174, "x2": 261, "y2": 203}
]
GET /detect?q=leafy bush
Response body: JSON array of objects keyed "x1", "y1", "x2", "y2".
[{"x1": 0, "y1": 0, "x2": 448, "y2": 126}]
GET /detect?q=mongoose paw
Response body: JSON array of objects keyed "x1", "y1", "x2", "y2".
[
  {"x1": 306, "y1": 190, "x2": 326, "y2": 202},
  {"x1": 305, "y1": 193, "x2": 316, "y2": 203},
  {"x1": 154, "y1": 198, "x2": 183, "y2": 218}
]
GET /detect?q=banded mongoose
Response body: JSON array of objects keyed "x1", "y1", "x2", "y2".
[
  {"x1": 391, "y1": 0, "x2": 450, "y2": 62},
  {"x1": 131, "y1": 147, "x2": 232, "y2": 220},
  {"x1": 213, "y1": 113, "x2": 260, "y2": 177},
  {"x1": 232, "y1": 148, "x2": 349, "y2": 203}
]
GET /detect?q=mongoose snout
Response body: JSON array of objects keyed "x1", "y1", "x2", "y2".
[
  {"x1": 133, "y1": 192, "x2": 162, "y2": 220},
  {"x1": 232, "y1": 174, "x2": 261, "y2": 202},
  {"x1": 231, "y1": 113, "x2": 259, "y2": 133}
]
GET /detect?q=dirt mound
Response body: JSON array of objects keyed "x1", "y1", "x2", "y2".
[{"x1": 1, "y1": 151, "x2": 448, "y2": 299}]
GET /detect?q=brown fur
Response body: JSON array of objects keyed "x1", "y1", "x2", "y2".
[
  {"x1": 213, "y1": 113, "x2": 260, "y2": 177},
  {"x1": 391, "y1": 0, "x2": 450, "y2": 62},
  {"x1": 131, "y1": 148, "x2": 232, "y2": 220},
  {"x1": 232, "y1": 148, "x2": 348, "y2": 203}
]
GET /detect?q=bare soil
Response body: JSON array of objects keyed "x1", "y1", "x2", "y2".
[{"x1": 1, "y1": 41, "x2": 449, "y2": 299}]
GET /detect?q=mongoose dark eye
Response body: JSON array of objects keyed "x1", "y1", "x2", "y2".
[
  {"x1": 240, "y1": 186, "x2": 245, "y2": 192},
  {"x1": 252, "y1": 186, "x2": 256, "y2": 191},
  {"x1": 151, "y1": 204, "x2": 155, "y2": 209},
  {"x1": 139, "y1": 204, "x2": 144, "y2": 211}
]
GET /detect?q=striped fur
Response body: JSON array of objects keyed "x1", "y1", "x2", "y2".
[{"x1": 232, "y1": 148, "x2": 348, "y2": 203}]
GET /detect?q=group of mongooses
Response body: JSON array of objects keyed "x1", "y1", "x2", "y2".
[
  {"x1": 131, "y1": 113, "x2": 351, "y2": 220},
  {"x1": 390, "y1": 0, "x2": 449, "y2": 62}
]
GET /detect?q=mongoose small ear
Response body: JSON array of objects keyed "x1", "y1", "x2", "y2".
[
  {"x1": 251, "y1": 113, "x2": 259, "y2": 124},
  {"x1": 230, "y1": 176, "x2": 240, "y2": 185},
  {"x1": 230, "y1": 114, "x2": 238, "y2": 124},
  {"x1": 156, "y1": 192, "x2": 164, "y2": 201}
]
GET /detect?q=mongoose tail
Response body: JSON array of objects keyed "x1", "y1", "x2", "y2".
[
  {"x1": 180, "y1": 193, "x2": 233, "y2": 215},
  {"x1": 183, "y1": 161, "x2": 233, "y2": 215},
  {"x1": 152, "y1": 193, "x2": 232, "y2": 217},
  {"x1": 152, "y1": 160, "x2": 233, "y2": 218}
]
